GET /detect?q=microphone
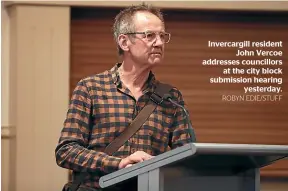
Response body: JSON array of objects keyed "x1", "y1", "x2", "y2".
[{"x1": 163, "y1": 94, "x2": 196, "y2": 142}]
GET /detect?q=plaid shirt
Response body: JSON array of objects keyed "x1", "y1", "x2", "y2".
[{"x1": 55, "y1": 63, "x2": 193, "y2": 188}]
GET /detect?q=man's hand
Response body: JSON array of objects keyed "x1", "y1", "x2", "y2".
[
  {"x1": 118, "y1": 151, "x2": 153, "y2": 169},
  {"x1": 125, "y1": 164, "x2": 133, "y2": 168}
]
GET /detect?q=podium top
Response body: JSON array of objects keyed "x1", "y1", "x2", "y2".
[
  {"x1": 191, "y1": 143, "x2": 288, "y2": 155},
  {"x1": 99, "y1": 143, "x2": 288, "y2": 188}
]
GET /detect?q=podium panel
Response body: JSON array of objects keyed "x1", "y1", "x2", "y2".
[{"x1": 138, "y1": 166, "x2": 259, "y2": 191}]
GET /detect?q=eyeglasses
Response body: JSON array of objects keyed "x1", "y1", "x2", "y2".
[{"x1": 125, "y1": 31, "x2": 171, "y2": 43}]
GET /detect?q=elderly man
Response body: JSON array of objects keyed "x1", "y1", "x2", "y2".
[{"x1": 56, "y1": 3, "x2": 195, "y2": 191}]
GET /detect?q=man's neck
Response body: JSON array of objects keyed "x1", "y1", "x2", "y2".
[{"x1": 119, "y1": 61, "x2": 151, "y2": 92}]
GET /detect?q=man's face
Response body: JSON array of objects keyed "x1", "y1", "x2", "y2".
[{"x1": 127, "y1": 11, "x2": 168, "y2": 67}]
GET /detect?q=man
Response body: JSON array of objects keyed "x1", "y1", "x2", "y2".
[{"x1": 56, "y1": 3, "x2": 195, "y2": 191}]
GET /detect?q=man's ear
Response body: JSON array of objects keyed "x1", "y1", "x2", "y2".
[{"x1": 118, "y1": 34, "x2": 130, "y2": 53}]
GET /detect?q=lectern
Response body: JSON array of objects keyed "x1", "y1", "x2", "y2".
[{"x1": 99, "y1": 143, "x2": 288, "y2": 191}]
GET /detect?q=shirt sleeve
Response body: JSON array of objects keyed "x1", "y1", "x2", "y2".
[
  {"x1": 55, "y1": 79, "x2": 121, "y2": 173},
  {"x1": 169, "y1": 88, "x2": 195, "y2": 149}
]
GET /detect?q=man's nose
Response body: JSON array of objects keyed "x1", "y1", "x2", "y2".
[{"x1": 153, "y1": 35, "x2": 164, "y2": 46}]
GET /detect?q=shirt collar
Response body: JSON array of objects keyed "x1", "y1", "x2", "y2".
[
  {"x1": 110, "y1": 63, "x2": 157, "y2": 93},
  {"x1": 110, "y1": 63, "x2": 122, "y2": 86}
]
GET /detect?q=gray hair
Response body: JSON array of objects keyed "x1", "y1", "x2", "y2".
[{"x1": 112, "y1": 3, "x2": 164, "y2": 55}]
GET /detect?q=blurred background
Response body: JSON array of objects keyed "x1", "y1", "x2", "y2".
[{"x1": 1, "y1": 1, "x2": 288, "y2": 191}]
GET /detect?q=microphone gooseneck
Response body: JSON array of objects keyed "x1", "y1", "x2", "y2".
[{"x1": 163, "y1": 94, "x2": 196, "y2": 142}]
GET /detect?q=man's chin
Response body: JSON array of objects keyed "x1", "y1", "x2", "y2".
[{"x1": 149, "y1": 58, "x2": 163, "y2": 66}]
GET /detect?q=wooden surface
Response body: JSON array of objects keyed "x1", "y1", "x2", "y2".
[{"x1": 70, "y1": 8, "x2": 288, "y2": 177}]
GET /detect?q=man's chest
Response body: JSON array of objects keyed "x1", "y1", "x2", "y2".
[{"x1": 89, "y1": 90, "x2": 176, "y2": 154}]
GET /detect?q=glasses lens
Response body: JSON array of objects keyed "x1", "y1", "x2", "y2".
[
  {"x1": 163, "y1": 33, "x2": 170, "y2": 43},
  {"x1": 160, "y1": 33, "x2": 170, "y2": 43},
  {"x1": 145, "y1": 32, "x2": 157, "y2": 41},
  {"x1": 145, "y1": 32, "x2": 170, "y2": 43}
]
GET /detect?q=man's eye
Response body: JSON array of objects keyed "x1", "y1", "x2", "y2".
[
  {"x1": 159, "y1": 33, "x2": 165, "y2": 38},
  {"x1": 146, "y1": 32, "x2": 155, "y2": 39}
]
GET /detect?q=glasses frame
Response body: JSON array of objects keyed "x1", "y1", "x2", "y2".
[{"x1": 124, "y1": 31, "x2": 171, "y2": 44}]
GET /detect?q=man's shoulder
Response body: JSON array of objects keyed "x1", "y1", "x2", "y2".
[
  {"x1": 155, "y1": 80, "x2": 183, "y2": 100},
  {"x1": 79, "y1": 70, "x2": 112, "y2": 87}
]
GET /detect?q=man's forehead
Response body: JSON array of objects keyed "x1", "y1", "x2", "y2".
[{"x1": 133, "y1": 11, "x2": 163, "y2": 29}]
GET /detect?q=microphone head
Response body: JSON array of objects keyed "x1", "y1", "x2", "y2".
[{"x1": 163, "y1": 94, "x2": 172, "y2": 100}]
